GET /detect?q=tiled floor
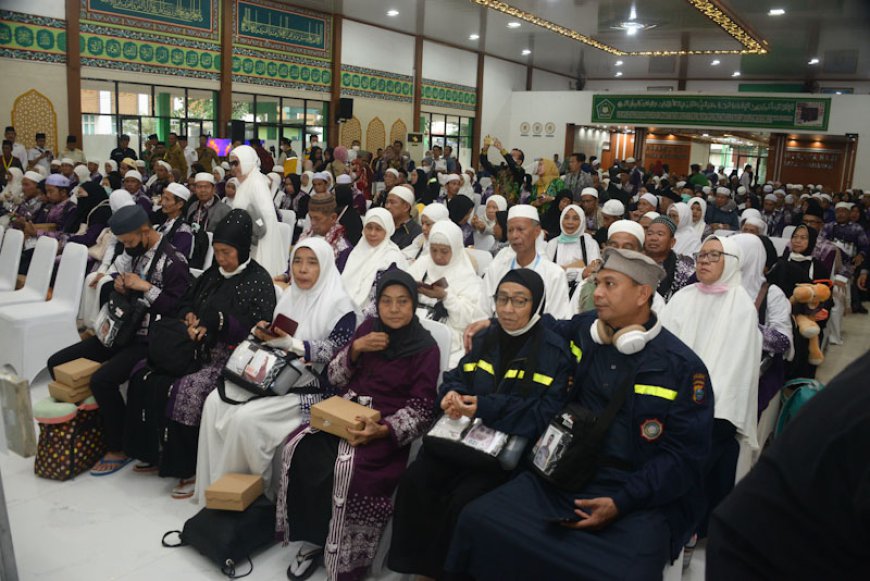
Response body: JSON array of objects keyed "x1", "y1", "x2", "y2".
[{"x1": 1, "y1": 308, "x2": 866, "y2": 580}]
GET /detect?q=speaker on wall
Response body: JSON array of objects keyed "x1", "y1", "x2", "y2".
[
  {"x1": 230, "y1": 120, "x2": 245, "y2": 143},
  {"x1": 338, "y1": 98, "x2": 353, "y2": 120}
]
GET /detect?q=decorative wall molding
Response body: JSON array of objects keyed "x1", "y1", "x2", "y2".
[
  {"x1": 0, "y1": 10, "x2": 67, "y2": 64},
  {"x1": 421, "y1": 78, "x2": 477, "y2": 111},
  {"x1": 340, "y1": 65, "x2": 414, "y2": 103}
]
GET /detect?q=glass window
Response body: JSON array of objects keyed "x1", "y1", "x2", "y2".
[
  {"x1": 281, "y1": 98, "x2": 305, "y2": 124},
  {"x1": 154, "y1": 86, "x2": 186, "y2": 119},
  {"x1": 306, "y1": 101, "x2": 327, "y2": 126},
  {"x1": 232, "y1": 93, "x2": 254, "y2": 122},
  {"x1": 118, "y1": 83, "x2": 151, "y2": 116},
  {"x1": 446, "y1": 116, "x2": 460, "y2": 137},
  {"x1": 81, "y1": 79, "x2": 116, "y2": 114},
  {"x1": 187, "y1": 89, "x2": 215, "y2": 121},
  {"x1": 425, "y1": 112, "x2": 474, "y2": 166}
]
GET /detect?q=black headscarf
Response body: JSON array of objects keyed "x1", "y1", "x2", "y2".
[
  {"x1": 758, "y1": 235, "x2": 778, "y2": 273},
  {"x1": 497, "y1": 268, "x2": 546, "y2": 316},
  {"x1": 448, "y1": 195, "x2": 474, "y2": 225},
  {"x1": 541, "y1": 189, "x2": 574, "y2": 238},
  {"x1": 107, "y1": 171, "x2": 122, "y2": 191},
  {"x1": 75, "y1": 181, "x2": 110, "y2": 227},
  {"x1": 335, "y1": 184, "x2": 363, "y2": 245},
  {"x1": 494, "y1": 210, "x2": 509, "y2": 243},
  {"x1": 286, "y1": 173, "x2": 301, "y2": 196},
  {"x1": 767, "y1": 224, "x2": 822, "y2": 297},
  {"x1": 374, "y1": 269, "x2": 436, "y2": 360},
  {"x1": 213, "y1": 209, "x2": 253, "y2": 264},
  {"x1": 803, "y1": 199, "x2": 824, "y2": 221},
  {"x1": 412, "y1": 168, "x2": 429, "y2": 202}
]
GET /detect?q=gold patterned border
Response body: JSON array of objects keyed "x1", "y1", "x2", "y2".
[{"x1": 470, "y1": 0, "x2": 768, "y2": 56}]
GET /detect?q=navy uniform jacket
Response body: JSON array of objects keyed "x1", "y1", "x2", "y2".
[
  {"x1": 548, "y1": 311, "x2": 714, "y2": 556},
  {"x1": 440, "y1": 322, "x2": 572, "y2": 441}
]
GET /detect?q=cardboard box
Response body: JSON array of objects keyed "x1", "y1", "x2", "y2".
[
  {"x1": 53, "y1": 358, "x2": 101, "y2": 389},
  {"x1": 32, "y1": 223, "x2": 57, "y2": 232},
  {"x1": 48, "y1": 381, "x2": 92, "y2": 404},
  {"x1": 310, "y1": 396, "x2": 381, "y2": 440},
  {"x1": 205, "y1": 473, "x2": 264, "y2": 511}
]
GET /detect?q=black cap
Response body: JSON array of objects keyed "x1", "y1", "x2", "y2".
[
  {"x1": 67, "y1": 135, "x2": 76, "y2": 143},
  {"x1": 4, "y1": 126, "x2": 13, "y2": 133},
  {"x1": 179, "y1": 135, "x2": 188, "y2": 141},
  {"x1": 148, "y1": 134, "x2": 158, "y2": 140},
  {"x1": 35, "y1": 133, "x2": 46, "y2": 139}
]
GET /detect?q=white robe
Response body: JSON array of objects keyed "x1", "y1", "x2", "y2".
[{"x1": 481, "y1": 248, "x2": 572, "y2": 319}]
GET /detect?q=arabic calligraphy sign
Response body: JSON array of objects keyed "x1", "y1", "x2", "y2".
[
  {"x1": 236, "y1": 0, "x2": 328, "y2": 53},
  {"x1": 592, "y1": 95, "x2": 831, "y2": 131},
  {"x1": 87, "y1": 0, "x2": 215, "y2": 35}
]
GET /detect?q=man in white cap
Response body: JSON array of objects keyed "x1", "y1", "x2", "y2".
[
  {"x1": 578, "y1": 186, "x2": 604, "y2": 236},
  {"x1": 625, "y1": 156, "x2": 643, "y2": 195},
  {"x1": 593, "y1": 199, "x2": 625, "y2": 246},
  {"x1": 706, "y1": 186, "x2": 739, "y2": 231},
  {"x1": 311, "y1": 171, "x2": 330, "y2": 195},
  {"x1": 441, "y1": 173, "x2": 462, "y2": 202},
  {"x1": 187, "y1": 172, "x2": 230, "y2": 233},
  {"x1": 59, "y1": 157, "x2": 77, "y2": 185},
  {"x1": 386, "y1": 184, "x2": 422, "y2": 249},
  {"x1": 761, "y1": 193, "x2": 785, "y2": 236},
  {"x1": 480, "y1": 204, "x2": 571, "y2": 319},
  {"x1": 148, "y1": 160, "x2": 172, "y2": 199},
  {"x1": 156, "y1": 182, "x2": 193, "y2": 257},
  {"x1": 123, "y1": 169, "x2": 152, "y2": 213},
  {"x1": 372, "y1": 167, "x2": 402, "y2": 208}
]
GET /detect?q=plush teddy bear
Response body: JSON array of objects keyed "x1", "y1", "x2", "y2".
[{"x1": 790, "y1": 282, "x2": 832, "y2": 366}]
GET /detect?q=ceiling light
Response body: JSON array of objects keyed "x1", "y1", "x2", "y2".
[
  {"x1": 619, "y1": 21, "x2": 647, "y2": 35},
  {"x1": 732, "y1": 71, "x2": 741, "y2": 77},
  {"x1": 768, "y1": 8, "x2": 785, "y2": 16},
  {"x1": 711, "y1": 59, "x2": 720, "y2": 65},
  {"x1": 615, "y1": 71, "x2": 623, "y2": 77},
  {"x1": 615, "y1": 60, "x2": 624, "y2": 66},
  {"x1": 386, "y1": 9, "x2": 399, "y2": 16},
  {"x1": 521, "y1": 49, "x2": 531, "y2": 55},
  {"x1": 835, "y1": 91, "x2": 843, "y2": 95},
  {"x1": 507, "y1": 21, "x2": 521, "y2": 28},
  {"x1": 808, "y1": 58, "x2": 819, "y2": 65},
  {"x1": 469, "y1": 34, "x2": 479, "y2": 40},
  {"x1": 702, "y1": 133, "x2": 710, "y2": 137}
]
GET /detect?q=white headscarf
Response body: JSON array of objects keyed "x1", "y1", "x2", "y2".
[
  {"x1": 405, "y1": 203, "x2": 450, "y2": 261},
  {"x1": 483, "y1": 195, "x2": 507, "y2": 228},
  {"x1": 1, "y1": 167, "x2": 24, "y2": 204},
  {"x1": 341, "y1": 207, "x2": 408, "y2": 308},
  {"x1": 730, "y1": 233, "x2": 767, "y2": 300},
  {"x1": 739, "y1": 208, "x2": 768, "y2": 236},
  {"x1": 687, "y1": 197, "x2": 707, "y2": 240},
  {"x1": 301, "y1": 170, "x2": 315, "y2": 194},
  {"x1": 459, "y1": 173, "x2": 475, "y2": 198},
  {"x1": 275, "y1": 237, "x2": 358, "y2": 341},
  {"x1": 230, "y1": 145, "x2": 285, "y2": 276},
  {"x1": 109, "y1": 189, "x2": 135, "y2": 212},
  {"x1": 660, "y1": 235, "x2": 761, "y2": 450},
  {"x1": 546, "y1": 204, "x2": 600, "y2": 268},
  {"x1": 669, "y1": 202, "x2": 701, "y2": 256}
]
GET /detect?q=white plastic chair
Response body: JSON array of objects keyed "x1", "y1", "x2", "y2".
[
  {"x1": 0, "y1": 228, "x2": 24, "y2": 291},
  {"x1": 278, "y1": 209, "x2": 297, "y2": 242},
  {"x1": 769, "y1": 236, "x2": 788, "y2": 256},
  {"x1": 419, "y1": 318, "x2": 451, "y2": 388},
  {"x1": 0, "y1": 236, "x2": 58, "y2": 307},
  {"x1": 190, "y1": 232, "x2": 214, "y2": 278},
  {"x1": 277, "y1": 222, "x2": 292, "y2": 267},
  {"x1": 466, "y1": 248, "x2": 493, "y2": 277},
  {"x1": 0, "y1": 242, "x2": 88, "y2": 383},
  {"x1": 781, "y1": 225, "x2": 796, "y2": 241}
]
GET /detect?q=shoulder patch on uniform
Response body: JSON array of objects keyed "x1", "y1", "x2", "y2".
[
  {"x1": 692, "y1": 373, "x2": 707, "y2": 404},
  {"x1": 640, "y1": 418, "x2": 664, "y2": 442}
]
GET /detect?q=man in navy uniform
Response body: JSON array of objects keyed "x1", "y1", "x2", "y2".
[{"x1": 450, "y1": 248, "x2": 714, "y2": 580}]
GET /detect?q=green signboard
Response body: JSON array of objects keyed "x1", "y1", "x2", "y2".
[
  {"x1": 237, "y1": 1, "x2": 327, "y2": 52},
  {"x1": 88, "y1": 0, "x2": 213, "y2": 32},
  {"x1": 592, "y1": 94, "x2": 831, "y2": 131}
]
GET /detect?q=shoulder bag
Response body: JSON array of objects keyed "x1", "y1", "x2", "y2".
[{"x1": 218, "y1": 337, "x2": 316, "y2": 404}]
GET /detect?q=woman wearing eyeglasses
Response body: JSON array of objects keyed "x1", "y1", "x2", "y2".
[
  {"x1": 660, "y1": 235, "x2": 762, "y2": 539},
  {"x1": 388, "y1": 268, "x2": 572, "y2": 580}
]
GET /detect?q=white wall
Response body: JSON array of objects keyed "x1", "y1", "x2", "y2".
[
  {"x1": 573, "y1": 126, "x2": 610, "y2": 159},
  {"x1": 689, "y1": 141, "x2": 711, "y2": 168},
  {"x1": 422, "y1": 41, "x2": 477, "y2": 87},
  {"x1": 480, "y1": 56, "x2": 526, "y2": 148},
  {"x1": 0, "y1": 59, "x2": 68, "y2": 152},
  {"x1": 4, "y1": 0, "x2": 64, "y2": 18},
  {"x1": 533, "y1": 69, "x2": 572, "y2": 91},
  {"x1": 341, "y1": 20, "x2": 413, "y2": 76}
]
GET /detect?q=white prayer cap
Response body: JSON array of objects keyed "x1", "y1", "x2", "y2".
[
  {"x1": 736, "y1": 186, "x2": 746, "y2": 195},
  {"x1": 799, "y1": 193, "x2": 810, "y2": 200},
  {"x1": 763, "y1": 184, "x2": 773, "y2": 193},
  {"x1": 794, "y1": 184, "x2": 804, "y2": 190},
  {"x1": 165, "y1": 182, "x2": 191, "y2": 202},
  {"x1": 602, "y1": 199, "x2": 625, "y2": 216},
  {"x1": 221, "y1": 161, "x2": 230, "y2": 170},
  {"x1": 676, "y1": 181, "x2": 686, "y2": 189},
  {"x1": 23, "y1": 171, "x2": 43, "y2": 183},
  {"x1": 743, "y1": 214, "x2": 767, "y2": 235},
  {"x1": 443, "y1": 173, "x2": 461, "y2": 184},
  {"x1": 336, "y1": 174, "x2": 353, "y2": 184},
  {"x1": 194, "y1": 172, "x2": 215, "y2": 184},
  {"x1": 835, "y1": 201, "x2": 852, "y2": 210},
  {"x1": 508, "y1": 204, "x2": 540, "y2": 223},
  {"x1": 702, "y1": 186, "x2": 712, "y2": 195},
  {"x1": 625, "y1": 157, "x2": 636, "y2": 163},
  {"x1": 764, "y1": 194, "x2": 777, "y2": 202},
  {"x1": 385, "y1": 168, "x2": 400, "y2": 178},
  {"x1": 716, "y1": 186, "x2": 732, "y2": 197},
  {"x1": 642, "y1": 211, "x2": 661, "y2": 221},
  {"x1": 60, "y1": 157, "x2": 74, "y2": 166},
  {"x1": 820, "y1": 194, "x2": 833, "y2": 202},
  {"x1": 109, "y1": 190, "x2": 135, "y2": 212},
  {"x1": 607, "y1": 219, "x2": 645, "y2": 246},
  {"x1": 784, "y1": 195, "x2": 794, "y2": 204},
  {"x1": 124, "y1": 170, "x2": 143, "y2": 182},
  {"x1": 580, "y1": 187, "x2": 599, "y2": 199},
  {"x1": 312, "y1": 171, "x2": 330, "y2": 183},
  {"x1": 50, "y1": 159, "x2": 61, "y2": 167},
  {"x1": 640, "y1": 193, "x2": 658, "y2": 207},
  {"x1": 388, "y1": 185, "x2": 415, "y2": 207},
  {"x1": 213, "y1": 166, "x2": 225, "y2": 181},
  {"x1": 773, "y1": 189, "x2": 785, "y2": 196},
  {"x1": 136, "y1": 159, "x2": 145, "y2": 168},
  {"x1": 156, "y1": 160, "x2": 171, "y2": 171}
]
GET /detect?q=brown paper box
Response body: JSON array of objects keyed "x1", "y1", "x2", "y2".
[
  {"x1": 48, "y1": 381, "x2": 92, "y2": 404},
  {"x1": 310, "y1": 396, "x2": 381, "y2": 440},
  {"x1": 205, "y1": 473, "x2": 264, "y2": 511},
  {"x1": 53, "y1": 358, "x2": 101, "y2": 389},
  {"x1": 32, "y1": 223, "x2": 57, "y2": 232}
]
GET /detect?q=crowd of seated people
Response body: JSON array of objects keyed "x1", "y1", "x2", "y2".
[{"x1": 2, "y1": 124, "x2": 867, "y2": 580}]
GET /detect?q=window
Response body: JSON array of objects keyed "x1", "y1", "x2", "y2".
[
  {"x1": 230, "y1": 92, "x2": 329, "y2": 150},
  {"x1": 423, "y1": 112, "x2": 474, "y2": 170}
]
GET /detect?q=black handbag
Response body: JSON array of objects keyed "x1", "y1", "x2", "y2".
[
  {"x1": 218, "y1": 338, "x2": 314, "y2": 404},
  {"x1": 423, "y1": 415, "x2": 528, "y2": 472},
  {"x1": 162, "y1": 496, "x2": 276, "y2": 579},
  {"x1": 147, "y1": 318, "x2": 205, "y2": 377},
  {"x1": 530, "y1": 364, "x2": 636, "y2": 491}
]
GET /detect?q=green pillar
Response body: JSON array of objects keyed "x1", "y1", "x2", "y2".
[{"x1": 156, "y1": 92, "x2": 171, "y2": 140}]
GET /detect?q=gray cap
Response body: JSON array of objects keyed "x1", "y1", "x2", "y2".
[
  {"x1": 108, "y1": 204, "x2": 149, "y2": 235},
  {"x1": 600, "y1": 247, "x2": 665, "y2": 289}
]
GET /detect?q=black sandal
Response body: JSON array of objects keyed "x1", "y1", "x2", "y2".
[{"x1": 286, "y1": 546, "x2": 322, "y2": 581}]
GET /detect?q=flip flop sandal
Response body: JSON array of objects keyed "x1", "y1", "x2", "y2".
[
  {"x1": 171, "y1": 478, "x2": 197, "y2": 499},
  {"x1": 286, "y1": 546, "x2": 323, "y2": 580},
  {"x1": 133, "y1": 462, "x2": 158, "y2": 473},
  {"x1": 90, "y1": 456, "x2": 132, "y2": 477}
]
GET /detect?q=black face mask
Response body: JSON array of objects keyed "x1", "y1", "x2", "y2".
[{"x1": 125, "y1": 236, "x2": 148, "y2": 257}]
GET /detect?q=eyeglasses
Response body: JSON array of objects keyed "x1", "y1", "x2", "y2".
[
  {"x1": 693, "y1": 250, "x2": 737, "y2": 263},
  {"x1": 229, "y1": 160, "x2": 240, "y2": 167},
  {"x1": 494, "y1": 294, "x2": 531, "y2": 308}
]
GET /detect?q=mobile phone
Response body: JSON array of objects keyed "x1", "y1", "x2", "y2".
[
  {"x1": 271, "y1": 314, "x2": 299, "y2": 336},
  {"x1": 548, "y1": 516, "x2": 581, "y2": 525}
]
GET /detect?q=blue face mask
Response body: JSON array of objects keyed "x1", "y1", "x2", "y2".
[{"x1": 681, "y1": 194, "x2": 691, "y2": 203}]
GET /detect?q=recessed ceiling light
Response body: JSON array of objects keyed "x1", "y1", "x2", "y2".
[
  {"x1": 732, "y1": 71, "x2": 741, "y2": 77},
  {"x1": 469, "y1": 34, "x2": 479, "y2": 40},
  {"x1": 615, "y1": 60, "x2": 624, "y2": 66},
  {"x1": 615, "y1": 71, "x2": 623, "y2": 77},
  {"x1": 808, "y1": 58, "x2": 820, "y2": 65},
  {"x1": 521, "y1": 49, "x2": 531, "y2": 55},
  {"x1": 702, "y1": 133, "x2": 710, "y2": 137},
  {"x1": 507, "y1": 21, "x2": 521, "y2": 28},
  {"x1": 711, "y1": 59, "x2": 720, "y2": 66},
  {"x1": 768, "y1": 8, "x2": 785, "y2": 16},
  {"x1": 386, "y1": 9, "x2": 399, "y2": 17},
  {"x1": 835, "y1": 91, "x2": 843, "y2": 95}
]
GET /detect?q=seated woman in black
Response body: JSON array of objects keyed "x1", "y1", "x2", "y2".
[{"x1": 388, "y1": 268, "x2": 572, "y2": 579}]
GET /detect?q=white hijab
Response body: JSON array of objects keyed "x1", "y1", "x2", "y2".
[
  {"x1": 687, "y1": 197, "x2": 707, "y2": 240},
  {"x1": 301, "y1": 171, "x2": 315, "y2": 194},
  {"x1": 670, "y1": 202, "x2": 701, "y2": 257},
  {"x1": 341, "y1": 207, "x2": 408, "y2": 308},
  {"x1": 109, "y1": 189, "x2": 135, "y2": 212},
  {"x1": 409, "y1": 220, "x2": 481, "y2": 292},
  {"x1": 1, "y1": 167, "x2": 23, "y2": 203},
  {"x1": 660, "y1": 235, "x2": 761, "y2": 449},
  {"x1": 546, "y1": 204, "x2": 599, "y2": 268},
  {"x1": 230, "y1": 145, "x2": 285, "y2": 276},
  {"x1": 731, "y1": 233, "x2": 767, "y2": 301},
  {"x1": 483, "y1": 195, "x2": 507, "y2": 228},
  {"x1": 274, "y1": 237, "x2": 358, "y2": 341},
  {"x1": 740, "y1": 208, "x2": 768, "y2": 236},
  {"x1": 405, "y1": 202, "x2": 450, "y2": 261}
]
